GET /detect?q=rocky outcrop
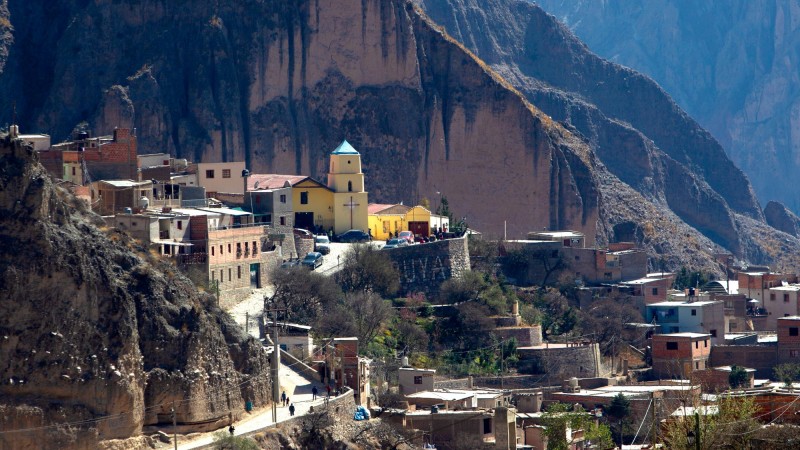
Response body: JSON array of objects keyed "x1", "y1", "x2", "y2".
[
  {"x1": 0, "y1": 136, "x2": 270, "y2": 449},
  {"x1": 536, "y1": 0, "x2": 800, "y2": 213},
  {"x1": 765, "y1": 201, "x2": 800, "y2": 238}
]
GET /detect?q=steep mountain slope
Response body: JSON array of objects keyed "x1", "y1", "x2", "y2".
[
  {"x1": 0, "y1": 0, "x2": 597, "y2": 241},
  {"x1": 536, "y1": 0, "x2": 800, "y2": 213},
  {"x1": 1, "y1": 0, "x2": 799, "y2": 269},
  {"x1": 0, "y1": 136, "x2": 270, "y2": 449}
]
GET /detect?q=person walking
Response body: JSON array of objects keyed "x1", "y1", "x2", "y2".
[
  {"x1": 281, "y1": 390, "x2": 286, "y2": 406},
  {"x1": 228, "y1": 425, "x2": 235, "y2": 436},
  {"x1": 289, "y1": 403, "x2": 295, "y2": 416},
  {"x1": 326, "y1": 384, "x2": 331, "y2": 397},
  {"x1": 286, "y1": 396, "x2": 290, "y2": 407},
  {"x1": 312, "y1": 386, "x2": 318, "y2": 400}
]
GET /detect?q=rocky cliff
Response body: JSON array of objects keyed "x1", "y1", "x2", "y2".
[
  {"x1": 536, "y1": 0, "x2": 800, "y2": 214},
  {"x1": 0, "y1": 137, "x2": 270, "y2": 449},
  {"x1": 2, "y1": 0, "x2": 800, "y2": 270}
]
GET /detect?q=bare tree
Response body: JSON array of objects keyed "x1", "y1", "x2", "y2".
[{"x1": 265, "y1": 266, "x2": 342, "y2": 324}]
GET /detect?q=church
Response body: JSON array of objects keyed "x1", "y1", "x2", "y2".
[{"x1": 246, "y1": 141, "x2": 369, "y2": 235}]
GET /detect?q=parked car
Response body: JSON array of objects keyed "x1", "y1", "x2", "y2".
[
  {"x1": 300, "y1": 252, "x2": 324, "y2": 270},
  {"x1": 337, "y1": 229, "x2": 371, "y2": 243},
  {"x1": 280, "y1": 259, "x2": 300, "y2": 269},
  {"x1": 382, "y1": 238, "x2": 409, "y2": 250},
  {"x1": 315, "y1": 235, "x2": 331, "y2": 255},
  {"x1": 414, "y1": 234, "x2": 429, "y2": 244},
  {"x1": 397, "y1": 230, "x2": 415, "y2": 244}
]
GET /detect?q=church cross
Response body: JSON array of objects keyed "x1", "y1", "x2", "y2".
[{"x1": 344, "y1": 196, "x2": 360, "y2": 229}]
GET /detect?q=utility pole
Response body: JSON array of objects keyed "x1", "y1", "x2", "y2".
[
  {"x1": 694, "y1": 412, "x2": 701, "y2": 450},
  {"x1": 264, "y1": 307, "x2": 286, "y2": 422},
  {"x1": 500, "y1": 339, "x2": 505, "y2": 390},
  {"x1": 171, "y1": 400, "x2": 177, "y2": 450}
]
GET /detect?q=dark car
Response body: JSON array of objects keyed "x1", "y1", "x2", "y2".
[
  {"x1": 280, "y1": 259, "x2": 301, "y2": 269},
  {"x1": 300, "y1": 252, "x2": 324, "y2": 270},
  {"x1": 336, "y1": 229, "x2": 370, "y2": 243}
]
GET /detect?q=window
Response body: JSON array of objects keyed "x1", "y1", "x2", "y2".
[
  {"x1": 280, "y1": 194, "x2": 287, "y2": 203},
  {"x1": 791, "y1": 350, "x2": 800, "y2": 358},
  {"x1": 237, "y1": 266, "x2": 241, "y2": 279},
  {"x1": 691, "y1": 309, "x2": 697, "y2": 316},
  {"x1": 280, "y1": 216, "x2": 285, "y2": 226},
  {"x1": 785, "y1": 294, "x2": 791, "y2": 303},
  {"x1": 228, "y1": 244, "x2": 232, "y2": 253},
  {"x1": 413, "y1": 376, "x2": 422, "y2": 385},
  {"x1": 177, "y1": 220, "x2": 182, "y2": 230},
  {"x1": 211, "y1": 247, "x2": 215, "y2": 256},
  {"x1": 253, "y1": 241, "x2": 257, "y2": 254},
  {"x1": 695, "y1": 361, "x2": 699, "y2": 369},
  {"x1": 695, "y1": 341, "x2": 699, "y2": 349},
  {"x1": 771, "y1": 293, "x2": 776, "y2": 301},
  {"x1": 790, "y1": 327, "x2": 799, "y2": 337},
  {"x1": 652, "y1": 288, "x2": 659, "y2": 296},
  {"x1": 301, "y1": 192, "x2": 309, "y2": 204},
  {"x1": 72, "y1": 166, "x2": 76, "y2": 176},
  {"x1": 222, "y1": 169, "x2": 231, "y2": 178},
  {"x1": 348, "y1": 180, "x2": 353, "y2": 192},
  {"x1": 483, "y1": 418, "x2": 492, "y2": 434},
  {"x1": 710, "y1": 329, "x2": 717, "y2": 338},
  {"x1": 228, "y1": 268, "x2": 232, "y2": 281},
  {"x1": 666, "y1": 342, "x2": 678, "y2": 350},
  {"x1": 206, "y1": 169, "x2": 215, "y2": 179},
  {"x1": 575, "y1": 255, "x2": 580, "y2": 261},
  {"x1": 704, "y1": 339, "x2": 708, "y2": 347},
  {"x1": 220, "y1": 269, "x2": 223, "y2": 282},
  {"x1": 220, "y1": 245, "x2": 223, "y2": 254},
  {"x1": 604, "y1": 272, "x2": 612, "y2": 279}
]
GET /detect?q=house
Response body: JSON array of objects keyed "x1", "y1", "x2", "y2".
[
  {"x1": 691, "y1": 365, "x2": 756, "y2": 391},
  {"x1": 651, "y1": 333, "x2": 711, "y2": 379},
  {"x1": 527, "y1": 230, "x2": 586, "y2": 248},
  {"x1": 737, "y1": 271, "x2": 798, "y2": 303},
  {"x1": 112, "y1": 210, "x2": 193, "y2": 256},
  {"x1": 9, "y1": 125, "x2": 51, "y2": 151},
  {"x1": 317, "y1": 337, "x2": 370, "y2": 405},
  {"x1": 246, "y1": 174, "x2": 327, "y2": 230},
  {"x1": 368, "y1": 203, "x2": 444, "y2": 240},
  {"x1": 622, "y1": 273, "x2": 674, "y2": 305},
  {"x1": 777, "y1": 316, "x2": 800, "y2": 365},
  {"x1": 764, "y1": 285, "x2": 800, "y2": 329},
  {"x1": 646, "y1": 300, "x2": 725, "y2": 344},
  {"x1": 265, "y1": 322, "x2": 313, "y2": 359},
  {"x1": 40, "y1": 128, "x2": 138, "y2": 183},
  {"x1": 196, "y1": 161, "x2": 247, "y2": 197},
  {"x1": 91, "y1": 179, "x2": 154, "y2": 215},
  {"x1": 398, "y1": 367, "x2": 436, "y2": 395},
  {"x1": 244, "y1": 186, "x2": 293, "y2": 226}
]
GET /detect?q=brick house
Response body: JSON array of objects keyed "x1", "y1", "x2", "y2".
[
  {"x1": 777, "y1": 316, "x2": 800, "y2": 365},
  {"x1": 40, "y1": 128, "x2": 138, "y2": 183},
  {"x1": 651, "y1": 333, "x2": 711, "y2": 379}
]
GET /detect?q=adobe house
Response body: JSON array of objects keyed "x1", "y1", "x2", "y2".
[
  {"x1": 651, "y1": 332, "x2": 711, "y2": 379},
  {"x1": 399, "y1": 367, "x2": 436, "y2": 395}
]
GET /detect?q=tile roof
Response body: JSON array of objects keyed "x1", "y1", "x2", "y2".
[{"x1": 246, "y1": 174, "x2": 307, "y2": 190}]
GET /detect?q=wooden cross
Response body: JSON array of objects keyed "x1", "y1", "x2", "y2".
[{"x1": 344, "y1": 196, "x2": 360, "y2": 229}]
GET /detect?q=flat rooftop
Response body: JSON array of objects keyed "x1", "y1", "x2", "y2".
[
  {"x1": 647, "y1": 300, "x2": 720, "y2": 307},
  {"x1": 654, "y1": 332, "x2": 710, "y2": 339},
  {"x1": 556, "y1": 384, "x2": 696, "y2": 399}
]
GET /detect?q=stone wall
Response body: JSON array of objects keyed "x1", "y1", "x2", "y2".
[
  {"x1": 517, "y1": 344, "x2": 606, "y2": 382},
  {"x1": 385, "y1": 237, "x2": 470, "y2": 295},
  {"x1": 494, "y1": 325, "x2": 543, "y2": 347}
]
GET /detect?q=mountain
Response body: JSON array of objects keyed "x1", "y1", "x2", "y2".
[
  {"x1": 1, "y1": 0, "x2": 799, "y2": 270},
  {"x1": 0, "y1": 136, "x2": 270, "y2": 449},
  {"x1": 536, "y1": 0, "x2": 800, "y2": 213}
]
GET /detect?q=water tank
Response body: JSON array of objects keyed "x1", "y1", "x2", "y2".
[
  {"x1": 139, "y1": 195, "x2": 150, "y2": 210},
  {"x1": 123, "y1": 207, "x2": 133, "y2": 214},
  {"x1": 431, "y1": 405, "x2": 439, "y2": 414},
  {"x1": 78, "y1": 131, "x2": 90, "y2": 140},
  {"x1": 568, "y1": 377, "x2": 579, "y2": 392},
  {"x1": 401, "y1": 356, "x2": 409, "y2": 367}
]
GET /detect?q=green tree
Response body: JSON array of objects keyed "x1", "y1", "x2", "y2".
[
  {"x1": 728, "y1": 365, "x2": 750, "y2": 388},
  {"x1": 607, "y1": 393, "x2": 632, "y2": 445},
  {"x1": 661, "y1": 394, "x2": 760, "y2": 450},
  {"x1": 335, "y1": 245, "x2": 399, "y2": 297},
  {"x1": 211, "y1": 432, "x2": 260, "y2": 450},
  {"x1": 542, "y1": 403, "x2": 613, "y2": 450}
]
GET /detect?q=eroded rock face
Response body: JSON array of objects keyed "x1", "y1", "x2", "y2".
[
  {"x1": 765, "y1": 201, "x2": 800, "y2": 238},
  {"x1": 0, "y1": 0, "x2": 599, "y2": 240},
  {"x1": 0, "y1": 137, "x2": 270, "y2": 449}
]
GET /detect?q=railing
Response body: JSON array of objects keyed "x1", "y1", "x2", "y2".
[{"x1": 177, "y1": 253, "x2": 207, "y2": 264}]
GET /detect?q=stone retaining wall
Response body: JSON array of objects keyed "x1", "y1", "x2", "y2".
[{"x1": 385, "y1": 237, "x2": 470, "y2": 295}]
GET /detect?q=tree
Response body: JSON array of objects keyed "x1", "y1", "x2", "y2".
[
  {"x1": 728, "y1": 365, "x2": 749, "y2": 389},
  {"x1": 607, "y1": 393, "x2": 632, "y2": 445},
  {"x1": 580, "y1": 295, "x2": 644, "y2": 356},
  {"x1": 212, "y1": 432, "x2": 260, "y2": 450},
  {"x1": 265, "y1": 266, "x2": 342, "y2": 324},
  {"x1": 542, "y1": 403, "x2": 613, "y2": 450},
  {"x1": 774, "y1": 363, "x2": 800, "y2": 390},
  {"x1": 521, "y1": 288, "x2": 579, "y2": 338},
  {"x1": 335, "y1": 245, "x2": 399, "y2": 297},
  {"x1": 315, "y1": 291, "x2": 395, "y2": 345},
  {"x1": 661, "y1": 394, "x2": 760, "y2": 450}
]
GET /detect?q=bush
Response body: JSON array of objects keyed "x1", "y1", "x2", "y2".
[{"x1": 211, "y1": 431, "x2": 260, "y2": 450}]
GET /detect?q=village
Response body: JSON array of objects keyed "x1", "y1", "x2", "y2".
[{"x1": 12, "y1": 124, "x2": 800, "y2": 449}]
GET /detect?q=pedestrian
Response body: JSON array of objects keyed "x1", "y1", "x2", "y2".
[
  {"x1": 289, "y1": 403, "x2": 295, "y2": 416},
  {"x1": 312, "y1": 386, "x2": 318, "y2": 400},
  {"x1": 228, "y1": 425, "x2": 235, "y2": 436},
  {"x1": 326, "y1": 384, "x2": 331, "y2": 397},
  {"x1": 286, "y1": 396, "x2": 290, "y2": 407},
  {"x1": 281, "y1": 390, "x2": 286, "y2": 406}
]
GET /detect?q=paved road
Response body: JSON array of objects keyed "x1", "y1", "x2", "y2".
[{"x1": 177, "y1": 360, "x2": 330, "y2": 449}]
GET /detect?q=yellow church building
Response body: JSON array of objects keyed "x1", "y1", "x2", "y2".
[{"x1": 246, "y1": 140, "x2": 369, "y2": 235}]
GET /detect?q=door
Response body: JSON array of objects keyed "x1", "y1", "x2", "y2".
[
  {"x1": 294, "y1": 212, "x2": 314, "y2": 230},
  {"x1": 408, "y1": 221, "x2": 428, "y2": 237},
  {"x1": 250, "y1": 263, "x2": 260, "y2": 288}
]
